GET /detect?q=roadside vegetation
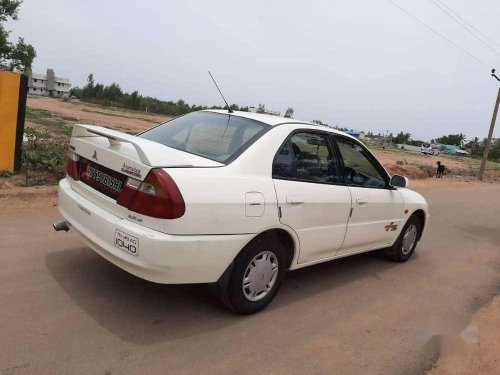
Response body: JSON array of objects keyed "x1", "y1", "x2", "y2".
[
  {"x1": 69, "y1": 74, "x2": 251, "y2": 117},
  {"x1": 0, "y1": 0, "x2": 36, "y2": 71},
  {"x1": 21, "y1": 127, "x2": 66, "y2": 186},
  {"x1": 69, "y1": 74, "x2": 298, "y2": 119}
]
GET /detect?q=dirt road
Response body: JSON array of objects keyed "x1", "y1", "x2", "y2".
[{"x1": 1, "y1": 183, "x2": 499, "y2": 375}]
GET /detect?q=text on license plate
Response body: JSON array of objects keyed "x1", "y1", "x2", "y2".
[
  {"x1": 85, "y1": 164, "x2": 123, "y2": 193},
  {"x1": 114, "y1": 229, "x2": 139, "y2": 256}
]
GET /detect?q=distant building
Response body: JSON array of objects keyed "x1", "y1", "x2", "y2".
[
  {"x1": 345, "y1": 130, "x2": 366, "y2": 140},
  {"x1": 364, "y1": 135, "x2": 392, "y2": 147},
  {"x1": 28, "y1": 69, "x2": 71, "y2": 98},
  {"x1": 396, "y1": 144, "x2": 421, "y2": 152}
]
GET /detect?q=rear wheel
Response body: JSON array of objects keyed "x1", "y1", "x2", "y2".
[
  {"x1": 384, "y1": 215, "x2": 421, "y2": 262},
  {"x1": 222, "y1": 235, "x2": 286, "y2": 314}
]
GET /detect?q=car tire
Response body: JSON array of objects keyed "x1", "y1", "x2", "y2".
[
  {"x1": 221, "y1": 234, "x2": 286, "y2": 314},
  {"x1": 383, "y1": 215, "x2": 421, "y2": 262}
]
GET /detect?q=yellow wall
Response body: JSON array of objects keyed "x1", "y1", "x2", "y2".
[{"x1": 0, "y1": 71, "x2": 21, "y2": 172}]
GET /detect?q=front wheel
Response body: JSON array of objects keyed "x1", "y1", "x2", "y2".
[
  {"x1": 222, "y1": 235, "x2": 286, "y2": 314},
  {"x1": 383, "y1": 215, "x2": 421, "y2": 262}
]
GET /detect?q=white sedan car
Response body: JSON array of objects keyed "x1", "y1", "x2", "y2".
[{"x1": 55, "y1": 110, "x2": 429, "y2": 314}]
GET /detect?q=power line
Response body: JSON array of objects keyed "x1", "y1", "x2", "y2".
[
  {"x1": 428, "y1": 0, "x2": 500, "y2": 58},
  {"x1": 434, "y1": 0, "x2": 500, "y2": 49},
  {"x1": 386, "y1": 0, "x2": 492, "y2": 68}
]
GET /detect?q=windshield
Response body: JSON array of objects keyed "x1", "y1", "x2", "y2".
[{"x1": 139, "y1": 112, "x2": 270, "y2": 163}]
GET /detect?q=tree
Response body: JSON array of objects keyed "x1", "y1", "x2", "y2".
[
  {"x1": 0, "y1": 1, "x2": 36, "y2": 71},
  {"x1": 256, "y1": 104, "x2": 266, "y2": 114},
  {"x1": 81, "y1": 73, "x2": 95, "y2": 97},
  {"x1": 126, "y1": 90, "x2": 141, "y2": 110},
  {"x1": 435, "y1": 133, "x2": 466, "y2": 146},
  {"x1": 102, "y1": 82, "x2": 123, "y2": 101},
  {"x1": 284, "y1": 107, "x2": 294, "y2": 118},
  {"x1": 393, "y1": 132, "x2": 412, "y2": 145}
]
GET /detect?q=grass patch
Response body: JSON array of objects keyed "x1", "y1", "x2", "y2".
[
  {"x1": 26, "y1": 107, "x2": 54, "y2": 119},
  {"x1": 26, "y1": 107, "x2": 72, "y2": 137}
]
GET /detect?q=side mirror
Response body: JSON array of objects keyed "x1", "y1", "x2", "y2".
[{"x1": 390, "y1": 174, "x2": 409, "y2": 188}]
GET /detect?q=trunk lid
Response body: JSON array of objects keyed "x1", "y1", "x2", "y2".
[{"x1": 68, "y1": 124, "x2": 222, "y2": 232}]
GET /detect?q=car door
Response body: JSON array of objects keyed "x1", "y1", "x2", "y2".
[
  {"x1": 333, "y1": 136, "x2": 404, "y2": 255},
  {"x1": 272, "y1": 131, "x2": 352, "y2": 264}
]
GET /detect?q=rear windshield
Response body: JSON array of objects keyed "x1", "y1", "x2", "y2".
[{"x1": 139, "y1": 112, "x2": 270, "y2": 163}]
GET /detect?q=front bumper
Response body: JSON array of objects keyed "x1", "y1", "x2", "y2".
[{"x1": 57, "y1": 178, "x2": 253, "y2": 284}]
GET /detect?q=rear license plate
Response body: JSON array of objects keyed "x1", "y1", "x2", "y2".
[
  {"x1": 79, "y1": 158, "x2": 127, "y2": 200},
  {"x1": 114, "y1": 229, "x2": 139, "y2": 257}
]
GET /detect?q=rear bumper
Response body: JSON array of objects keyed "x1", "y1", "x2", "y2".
[{"x1": 57, "y1": 178, "x2": 253, "y2": 284}]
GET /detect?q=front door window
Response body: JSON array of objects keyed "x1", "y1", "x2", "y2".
[{"x1": 335, "y1": 138, "x2": 387, "y2": 188}]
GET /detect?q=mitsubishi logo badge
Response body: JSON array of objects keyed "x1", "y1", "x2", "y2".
[{"x1": 92, "y1": 150, "x2": 98, "y2": 160}]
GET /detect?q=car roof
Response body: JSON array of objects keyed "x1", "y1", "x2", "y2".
[
  {"x1": 202, "y1": 109, "x2": 350, "y2": 137},
  {"x1": 200, "y1": 109, "x2": 356, "y2": 139},
  {"x1": 203, "y1": 109, "x2": 311, "y2": 127}
]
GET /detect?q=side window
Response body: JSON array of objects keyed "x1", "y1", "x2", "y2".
[
  {"x1": 336, "y1": 138, "x2": 387, "y2": 188},
  {"x1": 273, "y1": 132, "x2": 341, "y2": 184}
]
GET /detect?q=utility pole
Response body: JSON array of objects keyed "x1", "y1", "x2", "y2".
[{"x1": 479, "y1": 69, "x2": 500, "y2": 181}]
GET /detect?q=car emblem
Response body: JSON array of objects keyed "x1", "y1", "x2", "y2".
[
  {"x1": 92, "y1": 150, "x2": 98, "y2": 160},
  {"x1": 385, "y1": 222, "x2": 398, "y2": 231}
]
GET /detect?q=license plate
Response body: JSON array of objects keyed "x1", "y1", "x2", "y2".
[
  {"x1": 114, "y1": 229, "x2": 139, "y2": 256},
  {"x1": 79, "y1": 158, "x2": 127, "y2": 200}
]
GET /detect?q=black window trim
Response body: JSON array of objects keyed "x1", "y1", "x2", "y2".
[
  {"x1": 272, "y1": 128, "x2": 393, "y2": 189},
  {"x1": 272, "y1": 128, "x2": 343, "y2": 186},
  {"x1": 331, "y1": 134, "x2": 393, "y2": 190}
]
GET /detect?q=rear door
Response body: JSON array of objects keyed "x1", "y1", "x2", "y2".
[
  {"x1": 272, "y1": 131, "x2": 352, "y2": 264},
  {"x1": 333, "y1": 136, "x2": 404, "y2": 255}
]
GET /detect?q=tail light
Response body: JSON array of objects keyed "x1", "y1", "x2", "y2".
[
  {"x1": 117, "y1": 169, "x2": 185, "y2": 219},
  {"x1": 66, "y1": 149, "x2": 80, "y2": 180}
]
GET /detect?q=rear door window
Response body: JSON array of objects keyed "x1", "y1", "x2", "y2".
[{"x1": 273, "y1": 132, "x2": 341, "y2": 184}]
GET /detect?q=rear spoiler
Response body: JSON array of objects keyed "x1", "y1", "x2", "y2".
[{"x1": 72, "y1": 124, "x2": 156, "y2": 165}]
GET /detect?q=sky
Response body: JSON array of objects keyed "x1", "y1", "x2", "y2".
[{"x1": 7, "y1": 0, "x2": 500, "y2": 140}]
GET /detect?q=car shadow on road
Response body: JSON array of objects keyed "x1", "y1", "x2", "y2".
[{"x1": 45, "y1": 246, "x2": 401, "y2": 345}]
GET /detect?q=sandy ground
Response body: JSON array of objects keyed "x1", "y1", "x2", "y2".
[
  {"x1": 26, "y1": 96, "x2": 171, "y2": 133},
  {"x1": 373, "y1": 148, "x2": 499, "y2": 181},
  {"x1": 428, "y1": 296, "x2": 500, "y2": 375},
  {"x1": 0, "y1": 182, "x2": 498, "y2": 374}
]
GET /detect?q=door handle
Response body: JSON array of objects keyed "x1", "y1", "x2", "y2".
[
  {"x1": 286, "y1": 196, "x2": 305, "y2": 204},
  {"x1": 356, "y1": 197, "x2": 368, "y2": 205}
]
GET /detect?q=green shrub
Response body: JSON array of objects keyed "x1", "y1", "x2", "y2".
[{"x1": 22, "y1": 127, "x2": 66, "y2": 186}]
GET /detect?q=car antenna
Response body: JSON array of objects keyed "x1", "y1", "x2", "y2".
[{"x1": 208, "y1": 71, "x2": 233, "y2": 113}]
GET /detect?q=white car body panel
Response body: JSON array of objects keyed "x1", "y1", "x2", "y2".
[
  {"x1": 58, "y1": 178, "x2": 253, "y2": 283},
  {"x1": 274, "y1": 179, "x2": 351, "y2": 263},
  {"x1": 57, "y1": 110, "x2": 429, "y2": 284},
  {"x1": 339, "y1": 186, "x2": 404, "y2": 255}
]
